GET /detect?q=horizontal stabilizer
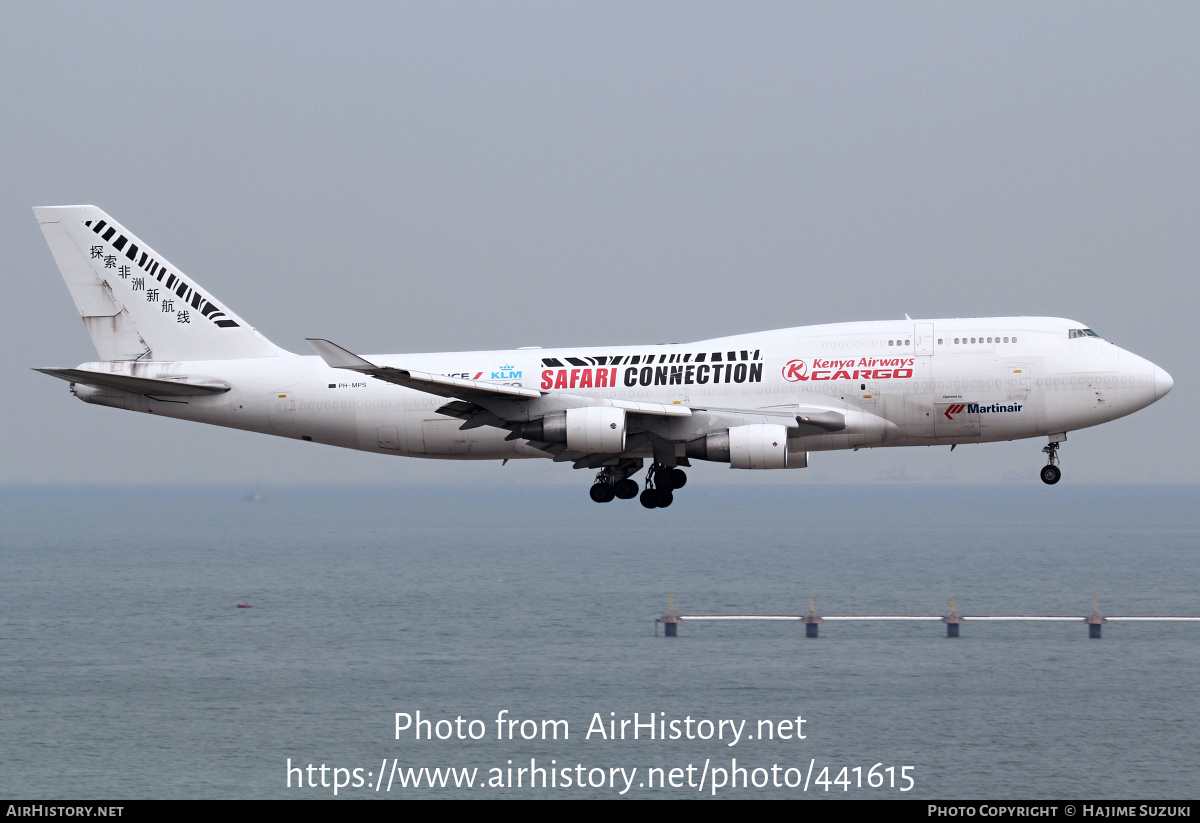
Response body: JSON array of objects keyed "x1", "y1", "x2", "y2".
[{"x1": 35, "y1": 368, "x2": 230, "y2": 396}]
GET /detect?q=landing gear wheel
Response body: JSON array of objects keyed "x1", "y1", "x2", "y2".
[
  {"x1": 590, "y1": 483, "x2": 616, "y2": 503},
  {"x1": 641, "y1": 462, "x2": 684, "y2": 509},
  {"x1": 1040, "y1": 439, "x2": 1063, "y2": 485},
  {"x1": 615, "y1": 479, "x2": 639, "y2": 499}
]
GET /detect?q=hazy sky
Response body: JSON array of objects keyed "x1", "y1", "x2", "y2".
[{"x1": 3, "y1": 2, "x2": 1196, "y2": 486}]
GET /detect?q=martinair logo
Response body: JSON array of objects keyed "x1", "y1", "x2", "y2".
[{"x1": 944, "y1": 402, "x2": 1024, "y2": 420}]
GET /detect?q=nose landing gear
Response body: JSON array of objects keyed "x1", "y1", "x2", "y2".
[{"x1": 1040, "y1": 439, "x2": 1062, "y2": 485}]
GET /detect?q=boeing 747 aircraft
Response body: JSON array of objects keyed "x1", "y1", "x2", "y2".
[{"x1": 34, "y1": 206, "x2": 1173, "y2": 508}]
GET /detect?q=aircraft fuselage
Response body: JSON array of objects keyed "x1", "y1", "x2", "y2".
[
  {"x1": 35, "y1": 205, "x2": 1173, "y2": 501},
  {"x1": 67, "y1": 316, "x2": 1170, "y2": 461}
]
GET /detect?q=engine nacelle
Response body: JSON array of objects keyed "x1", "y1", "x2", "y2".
[
  {"x1": 565, "y1": 407, "x2": 626, "y2": 453},
  {"x1": 516, "y1": 407, "x2": 626, "y2": 453},
  {"x1": 687, "y1": 423, "x2": 805, "y2": 469}
]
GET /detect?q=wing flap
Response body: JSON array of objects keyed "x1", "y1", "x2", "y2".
[
  {"x1": 691, "y1": 404, "x2": 846, "y2": 431},
  {"x1": 608, "y1": 399, "x2": 691, "y2": 417}
]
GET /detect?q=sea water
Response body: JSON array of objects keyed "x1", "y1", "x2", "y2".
[{"x1": 1, "y1": 484, "x2": 1197, "y2": 799}]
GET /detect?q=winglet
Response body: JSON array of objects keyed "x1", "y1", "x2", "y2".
[{"x1": 305, "y1": 338, "x2": 378, "y2": 370}]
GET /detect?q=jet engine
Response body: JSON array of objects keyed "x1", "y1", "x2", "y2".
[
  {"x1": 686, "y1": 423, "x2": 806, "y2": 469},
  {"x1": 516, "y1": 407, "x2": 626, "y2": 453}
]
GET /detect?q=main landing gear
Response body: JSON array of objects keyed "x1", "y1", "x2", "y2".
[
  {"x1": 589, "y1": 461, "x2": 643, "y2": 504},
  {"x1": 1040, "y1": 440, "x2": 1062, "y2": 485},
  {"x1": 589, "y1": 473, "x2": 639, "y2": 503},
  {"x1": 639, "y1": 463, "x2": 687, "y2": 510},
  {"x1": 587, "y1": 461, "x2": 687, "y2": 510}
]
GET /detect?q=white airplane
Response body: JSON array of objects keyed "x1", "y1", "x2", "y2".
[{"x1": 34, "y1": 206, "x2": 1173, "y2": 508}]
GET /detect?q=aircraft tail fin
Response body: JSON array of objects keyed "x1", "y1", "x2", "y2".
[{"x1": 34, "y1": 205, "x2": 289, "y2": 361}]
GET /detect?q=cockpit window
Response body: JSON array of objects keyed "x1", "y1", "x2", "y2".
[{"x1": 1069, "y1": 329, "x2": 1101, "y2": 339}]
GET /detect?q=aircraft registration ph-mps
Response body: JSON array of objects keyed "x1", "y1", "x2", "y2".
[{"x1": 34, "y1": 206, "x2": 1173, "y2": 508}]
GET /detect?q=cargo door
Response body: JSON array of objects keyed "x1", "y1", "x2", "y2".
[
  {"x1": 272, "y1": 390, "x2": 295, "y2": 429},
  {"x1": 377, "y1": 426, "x2": 400, "y2": 451},
  {"x1": 858, "y1": 378, "x2": 878, "y2": 411},
  {"x1": 1003, "y1": 362, "x2": 1031, "y2": 401},
  {"x1": 914, "y1": 323, "x2": 935, "y2": 356},
  {"x1": 403, "y1": 411, "x2": 426, "y2": 454},
  {"x1": 933, "y1": 401, "x2": 981, "y2": 438}
]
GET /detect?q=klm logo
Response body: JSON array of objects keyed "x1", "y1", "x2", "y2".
[{"x1": 492, "y1": 364, "x2": 522, "y2": 379}]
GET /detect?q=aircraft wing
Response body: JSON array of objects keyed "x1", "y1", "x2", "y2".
[
  {"x1": 306, "y1": 338, "x2": 693, "y2": 417},
  {"x1": 306, "y1": 339, "x2": 850, "y2": 469},
  {"x1": 306, "y1": 338, "x2": 542, "y2": 400},
  {"x1": 35, "y1": 368, "x2": 230, "y2": 396}
]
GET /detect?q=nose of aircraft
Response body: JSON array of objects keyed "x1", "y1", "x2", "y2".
[{"x1": 1154, "y1": 364, "x2": 1174, "y2": 400}]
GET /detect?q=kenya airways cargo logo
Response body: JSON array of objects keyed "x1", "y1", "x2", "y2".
[
  {"x1": 783, "y1": 360, "x2": 809, "y2": 381},
  {"x1": 783, "y1": 357, "x2": 915, "y2": 382}
]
